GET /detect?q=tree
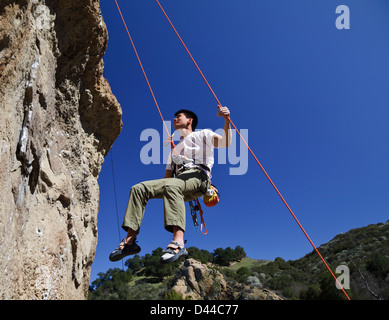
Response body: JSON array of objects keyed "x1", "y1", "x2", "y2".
[
  {"x1": 300, "y1": 284, "x2": 321, "y2": 300},
  {"x1": 89, "y1": 268, "x2": 133, "y2": 300},
  {"x1": 213, "y1": 247, "x2": 234, "y2": 266},
  {"x1": 366, "y1": 253, "x2": 389, "y2": 279},
  {"x1": 125, "y1": 254, "x2": 143, "y2": 273},
  {"x1": 233, "y1": 246, "x2": 246, "y2": 261},
  {"x1": 236, "y1": 267, "x2": 250, "y2": 283},
  {"x1": 318, "y1": 272, "x2": 345, "y2": 300},
  {"x1": 187, "y1": 247, "x2": 214, "y2": 264},
  {"x1": 143, "y1": 248, "x2": 181, "y2": 280},
  {"x1": 213, "y1": 246, "x2": 247, "y2": 266}
]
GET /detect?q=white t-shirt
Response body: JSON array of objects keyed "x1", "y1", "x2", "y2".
[{"x1": 166, "y1": 129, "x2": 217, "y2": 174}]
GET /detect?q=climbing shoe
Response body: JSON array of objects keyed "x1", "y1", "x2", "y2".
[
  {"x1": 161, "y1": 241, "x2": 188, "y2": 263},
  {"x1": 109, "y1": 239, "x2": 141, "y2": 262}
]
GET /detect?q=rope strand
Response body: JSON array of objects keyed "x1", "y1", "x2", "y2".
[
  {"x1": 113, "y1": 0, "x2": 350, "y2": 300},
  {"x1": 114, "y1": 0, "x2": 175, "y2": 149},
  {"x1": 154, "y1": 0, "x2": 350, "y2": 300}
]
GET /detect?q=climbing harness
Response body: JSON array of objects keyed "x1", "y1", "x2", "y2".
[
  {"x1": 172, "y1": 158, "x2": 216, "y2": 232},
  {"x1": 113, "y1": 0, "x2": 351, "y2": 300}
]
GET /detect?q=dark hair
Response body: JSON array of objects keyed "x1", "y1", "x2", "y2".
[{"x1": 174, "y1": 109, "x2": 198, "y2": 131}]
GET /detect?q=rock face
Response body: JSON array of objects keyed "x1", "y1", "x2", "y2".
[
  {"x1": 0, "y1": 0, "x2": 122, "y2": 299},
  {"x1": 230, "y1": 284, "x2": 283, "y2": 300},
  {"x1": 171, "y1": 259, "x2": 282, "y2": 300},
  {"x1": 172, "y1": 259, "x2": 232, "y2": 300}
]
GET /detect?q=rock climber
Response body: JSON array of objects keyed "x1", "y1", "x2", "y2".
[{"x1": 109, "y1": 106, "x2": 231, "y2": 263}]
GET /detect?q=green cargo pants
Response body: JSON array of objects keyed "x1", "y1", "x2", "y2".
[{"x1": 122, "y1": 169, "x2": 209, "y2": 233}]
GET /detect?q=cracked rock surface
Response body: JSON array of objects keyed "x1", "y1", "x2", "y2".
[{"x1": 0, "y1": 0, "x2": 122, "y2": 299}]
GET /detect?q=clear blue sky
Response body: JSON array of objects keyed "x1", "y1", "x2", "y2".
[{"x1": 91, "y1": 0, "x2": 389, "y2": 282}]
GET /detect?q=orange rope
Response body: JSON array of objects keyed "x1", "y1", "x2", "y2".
[
  {"x1": 113, "y1": 0, "x2": 350, "y2": 300},
  {"x1": 154, "y1": 0, "x2": 351, "y2": 300},
  {"x1": 114, "y1": 0, "x2": 175, "y2": 149}
]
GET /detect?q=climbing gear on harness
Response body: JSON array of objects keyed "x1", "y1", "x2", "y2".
[
  {"x1": 203, "y1": 184, "x2": 219, "y2": 207},
  {"x1": 189, "y1": 200, "x2": 199, "y2": 228},
  {"x1": 189, "y1": 183, "x2": 218, "y2": 234},
  {"x1": 161, "y1": 241, "x2": 188, "y2": 263},
  {"x1": 189, "y1": 199, "x2": 207, "y2": 235}
]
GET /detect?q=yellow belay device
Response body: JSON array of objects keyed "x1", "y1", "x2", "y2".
[{"x1": 203, "y1": 184, "x2": 219, "y2": 207}]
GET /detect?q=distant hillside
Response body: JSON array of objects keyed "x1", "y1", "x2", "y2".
[
  {"x1": 89, "y1": 220, "x2": 389, "y2": 300},
  {"x1": 253, "y1": 220, "x2": 389, "y2": 299}
]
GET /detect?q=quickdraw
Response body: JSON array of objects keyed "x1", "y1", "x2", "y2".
[{"x1": 189, "y1": 198, "x2": 207, "y2": 235}]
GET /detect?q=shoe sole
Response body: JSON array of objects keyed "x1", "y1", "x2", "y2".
[
  {"x1": 109, "y1": 246, "x2": 141, "y2": 262},
  {"x1": 160, "y1": 250, "x2": 188, "y2": 263}
]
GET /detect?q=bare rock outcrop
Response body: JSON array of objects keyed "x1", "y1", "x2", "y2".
[
  {"x1": 0, "y1": 0, "x2": 122, "y2": 299},
  {"x1": 171, "y1": 259, "x2": 282, "y2": 300},
  {"x1": 172, "y1": 259, "x2": 232, "y2": 300},
  {"x1": 230, "y1": 284, "x2": 283, "y2": 300}
]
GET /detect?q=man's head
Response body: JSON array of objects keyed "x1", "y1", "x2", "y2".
[{"x1": 174, "y1": 109, "x2": 198, "y2": 131}]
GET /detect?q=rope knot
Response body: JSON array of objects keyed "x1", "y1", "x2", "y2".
[{"x1": 163, "y1": 134, "x2": 176, "y2": 149}]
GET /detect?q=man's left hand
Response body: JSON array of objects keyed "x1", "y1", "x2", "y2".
[{"x1": 217, "y1": 106, "x2": 230, "y2": 119}]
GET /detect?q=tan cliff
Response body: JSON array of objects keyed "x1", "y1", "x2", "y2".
[{"x1": 0, "y1": 0, "x2": 122, "y2": 299}]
